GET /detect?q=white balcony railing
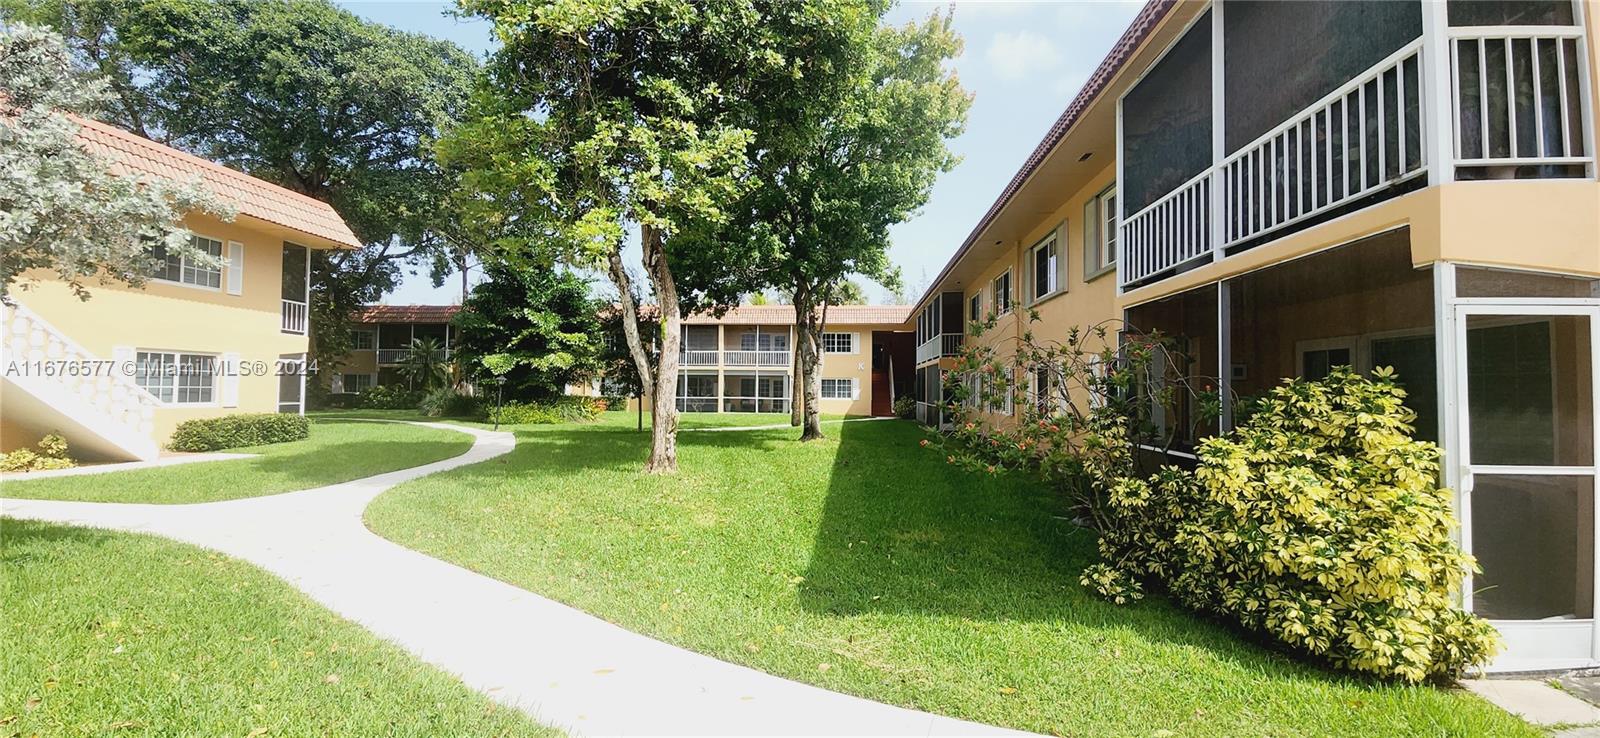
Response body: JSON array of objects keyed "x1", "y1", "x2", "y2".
[
  {"x1": 680, "y1": 349, "x2": 719, "y2": 366},
  {"x1": 376, "y1": 348, "x2": 449, "y2": 365},
  {"x1": 1450, "y1": 26, "x2": 1592, "y2": 169},
  {"x1": 915, "y1": 333, "x2": 964, "y2": 365},
  {"x1": 724, "y1": 349, "x2": 791, "y2": 366},
  {"x1": 1223, "y1": 41, "x2": 1426, "y2": 247},
  {"x1": 1122, "y1": 170, "x2": 1214, "y2": 286},
  {"x1": 1122, "y1": 41, "x2": 1425, "y2": 287},
  {"x1": 1120, "y1": 27, "x2": 1592, "y2": 290},
  {"x1": 281, "y1": 299, "x2": 308, "y2": 334}
]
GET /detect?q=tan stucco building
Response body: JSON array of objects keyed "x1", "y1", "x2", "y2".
[
  {"x1": 907, "y1": 0, "x2": 1600, "y2": 672},
  {"x1": 657, "y1": 305, "x2": 915, "y2": 418},
  {"x1": 2, "y1": 117, "x2": 359, "y2": 460}
]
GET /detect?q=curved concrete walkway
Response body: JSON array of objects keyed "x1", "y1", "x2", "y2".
[{"x1": 1, "y1": 421, "x2": 1031, "y2": 737}]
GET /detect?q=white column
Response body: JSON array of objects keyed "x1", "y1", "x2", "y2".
[
  {"x1": 1420, "y1": 0, "x2": 1455, "y2": 184},
  {"x1": 1210, "y1": 0, "x2": 1226, "y2": 263}
]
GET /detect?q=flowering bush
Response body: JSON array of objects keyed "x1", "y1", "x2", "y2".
[{"x1": 936, "y1": 308, "x2": 1497, "y2": 681}]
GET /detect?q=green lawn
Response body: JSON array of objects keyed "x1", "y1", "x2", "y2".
[
  {"x1": 364, "y1": 413, "x2": 1534, "y2": 737},
  {"x1": 2, "y1": 419, "x2": 472, "y2": 504},
  {"x1": 0, "y1": 518, "x2": 556, "y2": 737},
  {"x1": 313, "y1": 409, "x2": 852, "y2": 430}
]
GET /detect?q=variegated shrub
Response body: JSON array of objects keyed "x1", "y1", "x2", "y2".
[{"x1": 937, "y1": 308, "x2": 1499, "y2": 682}]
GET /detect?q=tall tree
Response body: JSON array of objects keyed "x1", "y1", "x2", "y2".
[
  {"x1": 0, "y1": 22, "x2": 230, "y2": 300},
  {"x1": 451, "y1": 262, "x2": 602, "y2": 401},
  {"x1": 724, "y1": 11, "x2": 969, "y2": 439},
  {"x1": 4, "y1": 0, "x2": 479, "y2": 365},
  {"x1": 441, "y1": 0, "x2": 871, "y2": 472}
]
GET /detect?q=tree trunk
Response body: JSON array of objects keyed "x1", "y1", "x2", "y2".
[
  {"x1": 605, "y1": 248, "x2": 654, "y2": 400},
  {"x1": 793, "y1": 283, "x2": 825, "y2": 441},
  {"x1": 640, "y1": 224, "x2": 680, "y2": 473},
  {"x1": 789, "y1": 341, "x2": 803, "y2": 426}
]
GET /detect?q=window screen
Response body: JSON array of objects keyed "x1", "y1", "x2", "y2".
[
  {"x1": 1447, "y1": 0, "x2": 1574, "y2": 27},
  {"x1": 1122, "y1": 10, "x2": 1212, "y2": 214},
  {"x1": 1223, "y1": 1, "x2": 1421, "y2": 154}
]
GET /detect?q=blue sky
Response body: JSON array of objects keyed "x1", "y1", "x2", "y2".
[{"x1": 339, "y1": 0, "x2": 1142, "y2": 305}]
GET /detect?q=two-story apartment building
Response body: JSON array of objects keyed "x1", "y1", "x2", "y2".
[
  {"x1": 665, "y1": 305, "x2": 914, "y2": 417},
  {"x1": 324, "y1": 303, "x2": 914, "y2": 418},
  {"x1": 325, "y1": 304, "x2": 460, "y2": 395},
  {"x1": 1, "y1": 117, "x2": 359, "y2": 461},
  {"x1": 910, "y1": 0, "x2": 1599, "y2": 672}
]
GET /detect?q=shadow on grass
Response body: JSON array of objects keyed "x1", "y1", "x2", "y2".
[
  {"x1": 796, "y1": 417, "x2": 1364, "y2": 684},
  {"x1": 0, "y1": 518, "x2": 113, "y2": 564},
  {"x1": 468, "y1": 421, "x2": 796, "y2": 476}
]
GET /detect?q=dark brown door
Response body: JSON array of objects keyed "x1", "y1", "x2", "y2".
[{"x1": 871, "y1": 342, "x2": 891, "y2": 416}]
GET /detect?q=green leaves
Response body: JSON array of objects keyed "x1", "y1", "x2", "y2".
[
  {"x1": 0, "y1": 23, "x2": 233, "y2": 300},
  {"x1": 451, "y1": 263, "x2": 601, "y2": 400}
]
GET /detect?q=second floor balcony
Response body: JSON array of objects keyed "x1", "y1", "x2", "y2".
[
  {"x1": 1118, "y1": 2, "x2": 1593, "y2": 291},
  {"x1": 376, "y1": 347, "x2": 452, "y2": 365},
  {"x1": 915, "y1": 332, "x2": 964, "y2": 365},
  {"x1": 678, "y1": 349, "x2": 792, "y2": 367}
]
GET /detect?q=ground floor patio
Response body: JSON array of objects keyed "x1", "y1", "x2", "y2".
[{"x1": 1122, "y1": 229, "x2": 1599, "y2": 672}]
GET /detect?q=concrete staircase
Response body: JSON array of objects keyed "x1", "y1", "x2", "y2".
[{"x1": 1, "y1": 301, "x2": 160, "y2": 461}]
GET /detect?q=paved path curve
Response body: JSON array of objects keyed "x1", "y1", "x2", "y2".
[{"x1": 2, "y1": 421, "x2": 1031, "y2": 737}]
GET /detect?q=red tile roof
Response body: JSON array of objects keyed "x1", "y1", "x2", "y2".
[
  {"x1": 603, "y1": 303, "x2": 912, "y2": 327},
  {"x1": 352, "y1": 304, "x2": 461, "y2": 324},
  {"x1": 682, "y1": 304, "x2": 911, "y2": 326},
  {"x1": 73, "y1": 116, "x2": 361, "y2": 249},
  {"x1": 913, "y1": 0, "x2": 1178, "y2": 310}
]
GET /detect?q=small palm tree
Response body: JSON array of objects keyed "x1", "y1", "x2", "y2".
[{"x1": 398, "y1": 337, "x2": 450, "y2": 390}]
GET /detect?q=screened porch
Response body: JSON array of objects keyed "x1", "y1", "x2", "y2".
[{"x1": 1120, "y1": 0, "x2": 1593, "y2": 290}]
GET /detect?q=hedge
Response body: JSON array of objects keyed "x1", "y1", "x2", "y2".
[
  {"x1": 168, "y1": 413, "x2": 311, "y2": 452},
  {"x1": 486, "y1": 396, "x2": 603, "y2": 425},
  {"x1": 358, "y1": 385, "x2": 425, "y2": 410}
]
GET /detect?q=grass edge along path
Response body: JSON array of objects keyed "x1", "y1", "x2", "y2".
[
  {"x1": 1, "y1": 419, "x2": 473, "y2": 504},
  {"x1": 365, "y1": 413, "x2": 1535, "y2": 738},
  {"x1": 0, "y1": 518, "x2": 559, "y2": 737}
]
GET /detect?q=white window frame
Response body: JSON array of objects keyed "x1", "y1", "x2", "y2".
[
  {"x1": 1295, "y1": 336, "x2": 1360, "y2": 378},
  {"x1": 820, "y1": 377, "x2": 857, "y2": 400},
  {"x1": 350, "y1": 328, "x2": 376, "y2": 351},
  {"x1": 340, "y1": 372, "x2": 376, "y2": 394},
  {"x1": 822, "y1": 332, "x2": 857, "y2": 354},
  {"x1": 152, "y1": 234, "x2": 224, "y2": 290},
  {"x1": 135, "y1": 349, "x2": 218, "y2": 406},
  {"x1": 969, "y1": 291, "x2": 983, "y2": 322},
  {"x1": 992, "y1": 270, "x2": 1013, "y2": 316},
  {"x1": 1030, "y1": 232, "x2": 1061, "y2": 303},
  {"x1": 1085, "y1": 185, "x2": 1118, "y2": 280}
]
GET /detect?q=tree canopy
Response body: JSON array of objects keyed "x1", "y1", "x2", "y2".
[
  {"x1": 451, "y1": 263, "x2": 602, "y2": 401},
  {"x1": 4, "y1": 0, "x2": 480, "y2": 362},
  {"x1": 719, "y1": 10, "x2": 969, "y2": 437},
  {"x1": 441, "y1": 0, "x2": 882, "y2": 472},
  {"x1": 0, "y1": 22, "x2": 230, "y2": 300}
]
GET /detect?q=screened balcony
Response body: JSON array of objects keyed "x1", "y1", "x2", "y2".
[
  {"x1": 1119, "y1": 0, "x2": 1593, "y2": 291},
  {"x1": 680, "y1": 325, "x2": 720, "y2": 366},
  {"x1": 913, "y1": 291, "x2": 966, "y2": 365},
  {"x1": 724, "y1": 325, "x2": 791, "y2": 367}
]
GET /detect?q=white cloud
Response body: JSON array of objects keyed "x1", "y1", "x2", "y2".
[{"x1": 985, "y1": 30, "x2": 1063, "y2": 82}]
